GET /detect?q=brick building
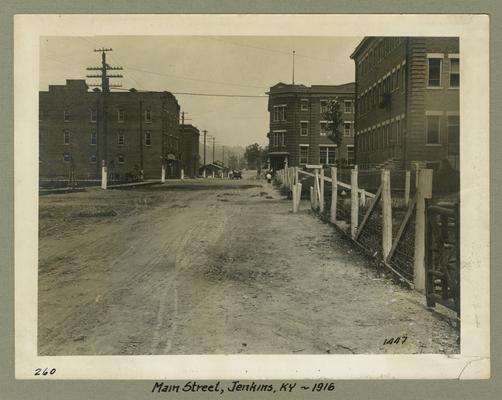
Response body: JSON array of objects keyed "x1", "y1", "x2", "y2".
[
  {"x1": 350, "y1": 37, "x2": 459, "y2": 171},
  {"x1": 39, "y1": 79, "x2": 182, "y2": 181},
  {"x1": 266, "y1": 82, "x2": 356, "y2": 171},
  {"x1": 180, "y1": 124, "x2": 200, "y2": 178}
]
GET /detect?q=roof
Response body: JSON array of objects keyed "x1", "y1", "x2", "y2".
[
  {"x1": 350, "y1": 37, "x2": 376, "y2": 60},
  {"x1": 267, "y1": 82, "x2": 355, "y2": 95}
]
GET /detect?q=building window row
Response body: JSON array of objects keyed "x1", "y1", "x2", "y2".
[
  {"x1": 61, "y1": 130, "x2": 153, "y2": 146},
  {"x1": 358, "y1": 61, "x2": 406, "y2": 116},
  {"x1": 357, "y1": 116, "x2": 405, "y2": 153},
  {"x1": 272, "y1": 131, "x2": 285, "y2": 147},
  {"x1": 357, "y1": 37, "x2": 405, "y2": 78},
  {"x1": 273, "y1": 105, "x2": 287, "y2": 122},
  {"x1": 427, "y1": 53, "x2": 459, "y2": 89}
]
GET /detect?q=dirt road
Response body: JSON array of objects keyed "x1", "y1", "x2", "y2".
[{"x1": 38, "y1": 174, "x2": 459, "y2": 355}]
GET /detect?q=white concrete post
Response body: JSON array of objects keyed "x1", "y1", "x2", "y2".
[
  {"x1": 314, "y1": 169, "x2": 319, "y2": 210},
  {"x1": 181, "y1": 168, "x2": 184, "y2": 180},
  {"x1": 310, "y1": 186, "x2": 314, "y2": 210},
  {"x1": 330, "y1": 167, "x2": 337, "y2": 224},
  {"x1": 319, "y1": 168, "x2": 325, "y2": 213},
  {"x1": 161, "y1": 164, "x2": 166, "y2": 183},
  {"x1": 350, "y1": 168, "x2": 359, "y2": 239},
  {"x1": 414, "y1": 169, "x2": 433, "y2": 291},
  {"x1": 203, "y1": 168, "x2": 206, "y2": 178},
  {"x1": 212, "y1": 170, "x2": 215, "y2": 179},
  {"x1": 296, "y1": 183, "x2": 302, "y2": 212},
  {"x1": 382, "y1": 169, "x2": 393, "y2": 260},
  {"x1": 292, "y1": 183, "x2": 298, "y2": 213},
  {"x1": 404, "y1": 170, "x2": 411, "y2": 206},
  {"x1": 101, "y1": 162, "x2": 107, "y2": 190},
  {"x1": 294, "y1": 167, "x2": 299, "y2": 186}
]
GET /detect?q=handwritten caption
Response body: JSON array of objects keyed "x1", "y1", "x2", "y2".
[{"x1": 152, "y1": 381, "x2": 335, "y2": 394}]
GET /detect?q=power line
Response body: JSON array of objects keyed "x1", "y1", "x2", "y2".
[
  {"x1": 113, "y1": 87, "x2": 266, "y2": 98},
  {"x1": 204, "y1": 37, "x2": 335, "y2": 64},
  {"x1": 125, "y1": 66, "x2": 268, "y2": 90}
]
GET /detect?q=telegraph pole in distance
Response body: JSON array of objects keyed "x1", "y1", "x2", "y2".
[
  {"x1": 203, "y1": 130, "x2": 207, "y2": 178},
  {"x1": 212, "y1": 137, "x2": 215, "y2": 163}
]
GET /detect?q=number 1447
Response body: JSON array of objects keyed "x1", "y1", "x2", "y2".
[{"x1": 383, "y1": 336, "x2": 408, "y2": 345}]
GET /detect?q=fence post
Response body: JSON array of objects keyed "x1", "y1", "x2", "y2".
[
  {"x1": 405, "y1": 170, "x2": 411, "y2": 206},
  {"x1": 351, "y1": 168, "x2": 359, "y2": 239},
  {"x1": 296, "y1": 183, "x2": 302, "y2": 211},
  {"x1": 314, "y1": 168, "x2": 319, "y2": 210},
  {"x1": 382, "y1": 169, "x2": 393, "y2": 260},
  {"x1": 360, "y1": 189, "x2": 366, "y2": 207},
  {"x1": 310, "y1": 186, "x2": 314, "y2": 210},
  {"x1": 161, "y1": 164, "x2": 166, "y2": 183},
  {"x1": 414, "y1": 168, "x2": 433, "y2": 291},
  {"x1": 415, "y1": 168, "x2": 419, "y2": 189},
  {"x1": 294, "y1": 167, "x2": 299, "y2": 186},
  {"x1": 101, "y1": 161, "x2": 107, "y2": 189},
  {"x1": 292, "y1": 183, "x2": 298, "y2": 213},
  {"x1": 319, "y1": 168, "x2": 325, "y2": 213},
  {"x1": 330, "y1": 167, "x2": 337, "y2": 224},
  {"x1": 181, "y1": 168, "x2": 184, "y2": 180}
]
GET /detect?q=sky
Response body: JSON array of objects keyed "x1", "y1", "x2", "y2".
[{"x1": 40, "y1": 36, "x2": 362, "y2": 150}]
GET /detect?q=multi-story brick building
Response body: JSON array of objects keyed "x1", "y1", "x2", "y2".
[
  {"x1": 266, "y1": 82, "x2": 355, "y2": 171},
  {"x1": 350, "y1": 37, "x2": 459, "y2": 171},
  {"x1": 180, "y1": 124, "x2": 200, "y2": 178},
  {"x1": 39, "y1": 79, "x2": 182, "y2": 181}
]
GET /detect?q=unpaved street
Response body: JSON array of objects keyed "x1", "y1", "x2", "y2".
[{"x1": 38, "y1": 174, "x2": 459, "y2": 355}]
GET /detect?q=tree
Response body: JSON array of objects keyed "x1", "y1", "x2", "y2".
[
  {"x1": 323, "y1": 98, "x2": 344, "y2": 148},
  {"x1": 244, "y1": 143, "x2": 263, "y2": 170}
]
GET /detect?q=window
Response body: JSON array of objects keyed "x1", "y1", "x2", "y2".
[
  {"x1": 300, "y1": 99, "x2": 309, "y2": 111},
  {"x1": 63, "y1": 109, "x2": 70, "y2": 122},
  {"x1": 118, "y1": 154, "x2": 125, "y2": 164},
  {"x1": 447, "y1": 114, "x2": 460, "y2": 145},
  {"x1": 145, "y1": 130, "x2": 152, "y2": 146},
  {"x1": 272, "y1": 131, "x2": 285, "y2": 147},
  {"x1": 344, "y1": 100, "x2": 354, "y2": 113},
  {"x1": 401, "y1": 67, "x2": 406, "y2": 92},
  {"x1": 344, "y1": 122, "x2": 352, "y2": 136},
  {"x1": 300, "y1": 121, "x2": 309, "y2": 136},
  {"x1": 90, "y1": 131, "x2": 97, "y2": 145},
  {"x1": 427, "y1": 56, "x2": 443, "y2": 87},
  {"x1": 320, "y1": 121, "x2": 332, "y2": 136},
  {"x1": 299, "y1": 145, "x2": 309, "y2": 165},
  {"x1": 273, "y1": 105, "x2": 286, "y2": 121},
  {"x1": 63, "y1": 153, "x2": 71, "y2": 163},
  {"x1": 319, "y1": 146, "x2": 336, "y2": 165},
  {"x1": 145, "y1": 109, "x2": 152, "y2": 122},
  {"x1": 117, "y1": 109, "x2": 125, "y2": 123},
  {"x1": 426, "y1": 114, "x2": 441, "y2": 145},
  {"x1": 89, "y1": 154, "x2": 97, "y2": 163},
  {"x1": 117, "y1": 130, "x2": 125, "y2": 145},
  {"x1": 63, "y1": 130, "x2": 70, "y2": 145},
  {"x1": 320, "y1": 100, "x2": 328, "y2": 114},
  {"x1": 90, "y1": 109, "x2": 97, "y2": 123},
  {"x1": 347, "y1": 145, "x2": 355, "y2": 165},
  {"x1": 449, "y1": 57, "x2": 459, "y2": 88},
  {"x1": 396, "y1": 119, "x2": 401, "y2": 145}
]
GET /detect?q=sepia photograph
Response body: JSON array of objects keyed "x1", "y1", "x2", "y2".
[{"x1": 13, "y1": 14, "x2": 489, "y2": 380}]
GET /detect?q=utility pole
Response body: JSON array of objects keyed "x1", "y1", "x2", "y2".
[
  {"x1": 212, "y1": 137, "x2": 215, "y2": 163},
  {"x1": 203, "y1": 130, "x2": 207, "y2": 178},
  {"x1": 222, "y1": 145, "x2": 225, "y2": 166},
  {"x1": 292, "y1": 50, "x2": 296, "y2": 85},
  {"x1": 86, "y1": 48, "x2": 123, "y2": 172}
]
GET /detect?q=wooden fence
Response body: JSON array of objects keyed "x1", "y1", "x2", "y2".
[{"x1": 275, "y1": 166, "x2": 434, "y2": 290}]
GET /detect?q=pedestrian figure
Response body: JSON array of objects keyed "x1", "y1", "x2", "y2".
[{"x1": 266, "y1": 171, "x2": 272, "y2": 184}]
